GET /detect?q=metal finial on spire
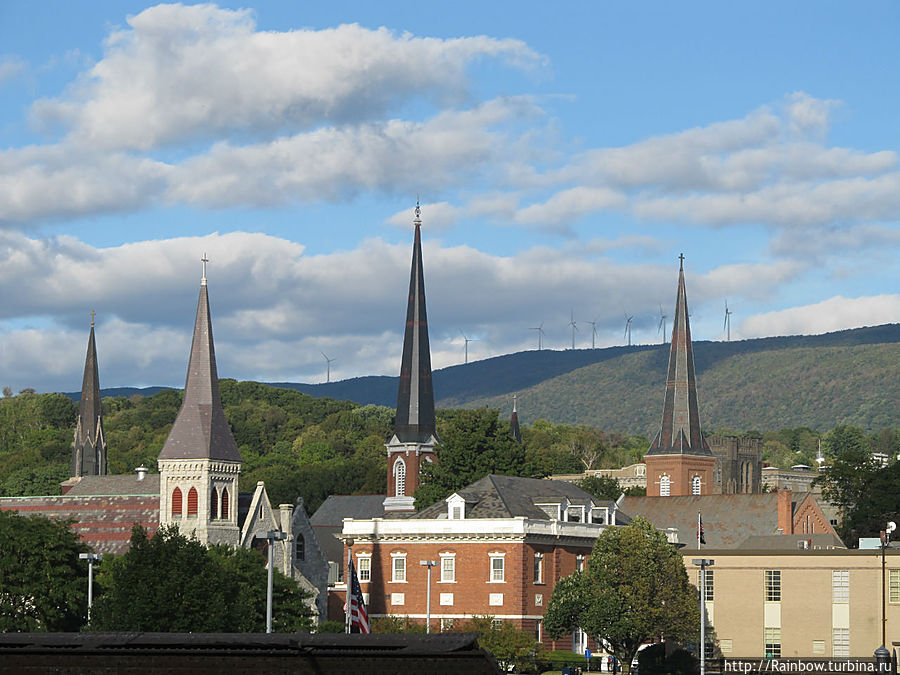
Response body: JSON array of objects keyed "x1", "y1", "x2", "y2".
[
  {"x1": 512, "y1": 393, "x2": 518, "y2": 413},
  {"x1": 201, "y1": 253, "x2": 209, "y2": 286},
  {"x1": 414, "y1": 197, "x2": 421, "y2": 227},
  {"x1": 679, "y1": 252, "x2": 685, "y2": 270},
  {"x1": 90, "y1": 310, "x2": 95, "y2": 328}
]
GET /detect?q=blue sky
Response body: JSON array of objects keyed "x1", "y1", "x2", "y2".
[{"x1": 1, "y1": 2, "x2": 898, "y2": 392}]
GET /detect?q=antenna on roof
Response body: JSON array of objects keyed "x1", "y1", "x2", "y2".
[
  {"x1": 530, "y1": 323, "x2": 545, "y2": 351},
  {"x1": 724, "y1": 300, "x2": 733, "y2": 342},
  {"x1": 658, "y1": 304, "x2": 667, "y2": 344},
  {"x1": 587, "y1": 320, "x2": 598, "y2": 349},
  {"x1": 320, "y1": 352, "x2": 335, "y2": 383},
  {"x1": 623, "y1": 311, "x2": 634, "y2": 346},
  {"x1": 569, "y1": 310, "x2": 578, "y2": 349},
  {"x1": 460, "y1": 330, "x2": 479, "y2": 364}
]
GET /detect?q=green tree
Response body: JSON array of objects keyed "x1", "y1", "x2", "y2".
[
  {"x1": 544, "y1": 517, "x2": 700, "y2": 674},
  {"x1": 461, "y1": 616, "x2": 539, "y2": 672},
  {"x1": 0, "y1": 510, "x2": 89, "y2": 631},
  {"x1": 577, "y1": 475, "x2": 624, "y2": 501},
  {"x1": 415, "y1": 408, "x2": 527, "y2": 508},
  {"x1": 90, "y1": 525, "x2": 314, "y2": 632}
]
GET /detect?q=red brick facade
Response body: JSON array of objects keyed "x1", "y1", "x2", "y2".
[{"x1": 644, "y1": 453, "x2": 716, "y2": 497}]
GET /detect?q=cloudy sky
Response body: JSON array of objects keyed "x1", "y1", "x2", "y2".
[{"x1": 1, "y1": 2, "x2": 898, "y2": 393}]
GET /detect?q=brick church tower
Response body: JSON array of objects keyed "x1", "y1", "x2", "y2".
[
  {"x1": 71, "y1": 313, "x2": 108, "y2": 477},
  {"x1": 158, "y1": 258, "x2": 242, "y2": 545},
  {"x1": 644, "y1": 255, "x2": 715, "y2": 497},
  {"x1": 383, "y1": 204, "x2": 438, "y2": 513}
]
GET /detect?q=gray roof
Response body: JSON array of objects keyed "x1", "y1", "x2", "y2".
[
  {"x1": 416, "y1": 474, "x2": 623, "y2": 521},
  {"x1": 738, "y1": 533, "x2": 846, "y2": 550},
  {"x1": 158, "y1": 281, "x2": 241, "y2": 462},
  {"x1": 63, "y1": 474, "x2": 160, "y2": 496},
  {"x1": 310, "y1": 495, "x2": 386, "y2": 563}
]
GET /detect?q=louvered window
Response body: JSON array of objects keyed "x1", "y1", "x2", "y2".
[
  {"x1": 210, "y1": 486, "x2": 219, "y2": 519},
  {"x1": 187, "y1": 487, "x2": 198, "y2": 517},
  {"x1": 221, "y1": 487, "x2": 230, "y2": 520},
  {"x1": 395, "y1": 458, "x2": 406, "y2": 496},
  {"x1": 171, "y1": 487, "x2": 183, "y2": 518}
]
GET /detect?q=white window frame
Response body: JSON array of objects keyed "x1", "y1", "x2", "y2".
[
  {"x1": 590, "y1": 506, "x2": 609, "y2": 524},
  {"x1": 393, "y1": 457, "x2": 406, "y2": 497},
  {"x1": 832, "y1": 627, "x2": 849, "y2": 657},
  {"x1": 698, "y1": 569, "x2": 714, "y2": 601},
  {"x1": 534, "y1": 553, "x2": 544, "y2": 584},
  {"x1": 446, "y1": 493, "x2": 466, "y2": 520},
  {"x1": 832, "y1": 570, "x2": 849, "y2": 603},
  {"x1": 440, "y1": 553, "x2": 456, "y2": 583},
  {"x1": 765, "y1": 570, "x2": 781, "y2": 602},
  {"x1": 890, "y1": 569, "x2": 900, "y2": 603},
  {"x1": 565, "y1": 505, "x2": 585, "y2": 523},
  {"x1": 764, "y1": 627, "x2": 782, "y2": 659},
  {"x1": 391, "y1": 552, "x2": 407, "y2": 583},
  {"x1": 692, "y1": 474, "x2": 702, "y2": 495},
  {"x1": 356, "y1": 554, "x2": 371, "y2": 583},
  {"x1": 660, "y1": 474, "x2": 671, "y2": 497},
  {"x1": 489, "y1": 552, "x2": 506, "y2": 583}
]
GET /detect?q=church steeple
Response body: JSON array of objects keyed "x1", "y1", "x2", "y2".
[
  {"x1": 510, "y1": 394, "x2": 522, "y2": 444},
  {"x1": 384, "y1": 203, "x2": 438, "y2": 512},
  {"x1": 644, "y1": 256, "x2": 715, "y2": 497},
  {"x1": 158, "y1": 263, "x2": 241, "y2": 463},
  {"x1": 394, "y1": 202, "x2": 436, "y2": 445},
  {"x1": 158, "y1": 259, "x2": 241, "y2": 545},
  {"x1": 71, "y1": 313, "x2": 107, "y2": 477}
]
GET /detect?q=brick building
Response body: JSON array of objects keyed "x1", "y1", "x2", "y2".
[{"x1": 340, "y1": 474, "x2": 626, "y2": 650}]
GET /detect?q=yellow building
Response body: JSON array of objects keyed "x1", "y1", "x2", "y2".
[{"x1": 682, "y1": 543, "x2": 900, "y2": 659}]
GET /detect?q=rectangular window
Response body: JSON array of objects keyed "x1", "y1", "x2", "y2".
[
  {"x1": 441, "y1": 556, "x2": 455, "y2": 583},
  {"x1": 534, "y1": 554, "x2": 543, "y2": 584},
  {"x1": 535, "y1": 619, "x2": 542, "y2": 643},
  {"x1": 698, "y1": 569, "x2": 714, "y2": 601},
  {"x1": 890, "y1": 570, "x2": 900, "y2": 603},
  {"x1": 576, "y1": 555, "x2": 585, "y2": 572},
  {"x1": 764, "y1": 627, "x2": 781, "y2": 658},
  {"x1": 392, "y1": 555, "x2": 406, "y2": 582},
  {"x1": 765, "y1": 570, "x2": 781, "y2": 602},
  {"x1": 832, "y1": 628, "x2": 849, "y2": 657},
  {"x1": 812, "y1": 640, "x2": 825, "y2": 656},
  {"x1": 491, "y1": 556, "x2": 505, "y2": 582},
  {"x1": 440, "y1": 618, "x2": 454, "y2": 632},
  {"x1": 832, "y1": 570, "x2": 849, "y2": 603},
  {"x1": 452, "y1": 506, "x2": 462, "y2": 519},
  {"x1": 358, "y1": 556, "x2": 371, "y2": 582}
]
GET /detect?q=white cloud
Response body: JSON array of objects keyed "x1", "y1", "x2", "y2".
[
  {"x1": 740, "y1": 295, "x2": 900, "y2": 338},
  {"x1": 32, "y1": 4, "x2": 542, "y2": 150},
  {"x1": 513, "y1": 186, "x2": 626, "y2": 230},
  {"x1": 0, "y1": 56, "x2": 26, "y2": 86}
]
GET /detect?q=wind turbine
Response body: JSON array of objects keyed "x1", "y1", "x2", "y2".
[
  {"x1": 724, "y1": 300, "x2": 733, "y2": 342},
  {"x1": 569, "y1": 310, "x2": 578, "y2": 349},
  {"x1": 587, "y1": 320, "x2": 598, "y2": 349},
  {"x1": 658, "y1": 304, "x2": 668, "y2": 344},
  {"x1": 320, "y1": 352, "x2": 335, "y2": 383},
  {"x1": 530, "y1": 323, "x2": 545, "y2": 350},
  {"x1": 460, "y1": 330, "x2": 479, "y2": 364},
  {"x1": 623, "y1": 312, "x2": 633, "y2": 347}
]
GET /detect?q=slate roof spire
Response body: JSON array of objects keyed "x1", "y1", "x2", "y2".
[
  {"x1": 72, "y1": 312, "x2": 107, "y2": 476},
  {"x1": 158, "y1": 259, "x2": 241, "y2": 462},
  {"x1": 394, "y1": 201, "x2": 436, "y2": 444},
  {"x1": 646, "y1": 254, "x2": 711, "y2": 456},
  {"x1": 510, "y1": 394, "x2": 522, "y2": 444}
]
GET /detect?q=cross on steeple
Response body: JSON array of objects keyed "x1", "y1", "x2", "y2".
[
  {"x1": 201, "y1": 253, "x2": 209, "y2": 286},
  {"x1": 679, "y1": 252, "x2": 685, "y2": 270},
  {"x1": 90, "y1": 310, "x2": 95, "y2": 328},
  {"x1": 414, "y1": 197, "x2": 421, "y2": 227}
]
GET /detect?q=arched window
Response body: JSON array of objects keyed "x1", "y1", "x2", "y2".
[
  {"x1": 187, "y1": 487, "x2": 199, "y2": 517},
  {"x1": 659, "y1": 474, "x2": 671, "y2": 497},
  {"x1": 221, "y1": 487, "x2": 230, "y2": 520},
  {"x1": 171, "y1": 487, "x2": 183, "y2": 518},
  {"x1": 394, "y1": 458, "x2": 406, "y2": 497},
  {"x1": 210, "y1": 486, "x2": 219, "y2": 519},
  {"x1": 692, "y1": 475, "x2": 702, "y2": 495},
  {"x1": 296, "y1": 534, "x2": 305, "y2": 561}
]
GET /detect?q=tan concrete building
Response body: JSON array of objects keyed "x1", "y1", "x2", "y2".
[{"x1": 681, "y1": 547, "x2": 900, "y2": 658}]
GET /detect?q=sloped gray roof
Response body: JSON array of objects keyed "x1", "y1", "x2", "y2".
[
  {"x1": 416, "y1": 474, "x2": 620, "y2": 520},
  {"x1": 63, "y1": 474, "x2": 159, "y2": 496},
  {"x1": 739, "y1": 533, "x2": 845, "y2": 550},
  {"x1": 310, "y1": 495, "x2": 386, "y2": 563}
]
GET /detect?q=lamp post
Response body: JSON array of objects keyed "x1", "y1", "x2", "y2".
[
  {"x1": 79, "y1": 553, "x2": 102, "y2": 622},
  {"x1": 881, "y1": 522, "x2": 896, "y2": 648},
  {"x1": 345, "y1": 538, "x2": 354, "y2": 634},
  {"x1": 265, "y1": 531, "x2": 287, "y2": 633},
  {"x1": 420, "y1": 560, "x2": 438, "y2": 634},
  {"x1": 692, "y1": 558, "x2": 715, "y2": 675}
]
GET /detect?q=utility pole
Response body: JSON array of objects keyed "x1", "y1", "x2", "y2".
[
  {"x1": 79, "y1": 553, "x2": 102, "y2": 623},
  {"x1": 692, "y1": 558, "x2": 714, "y2": 675},
  {"x1": 265, "y1": 530, "x2": 287, "y2": 633},
  {"x1": 420, "y1": 560, "x2": 438, "y2": 634}
]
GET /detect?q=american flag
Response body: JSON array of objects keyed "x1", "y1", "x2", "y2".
[{"x1": 348, "y1": 560, "x2": 370, "y2": 634}]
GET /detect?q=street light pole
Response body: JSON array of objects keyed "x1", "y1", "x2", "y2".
[
  {"x1": 79, "y1": 553, "x2": 102, "y2": 623},
  {"x1": 881, "y1": 522, "x2": 896, "y2": 648},
  {"x1": 692, "y1": 558, "x2": 715, "y2": 675},
  {"x1": 265, "y1": 531, "x2": 287, "y2": 634},
  {"x1": 419, "y1": 560, "x2": 438, "y2": 634}
]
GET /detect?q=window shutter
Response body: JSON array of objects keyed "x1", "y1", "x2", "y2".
[
  {"x1": 187, "y1": 487, "x2": 199, "y2": 516},
  {"x1": 171, "y1": 487, "x2": 183, "y2": 518}
]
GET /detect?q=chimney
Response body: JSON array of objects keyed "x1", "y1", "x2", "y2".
[
  {"x1": 135, "y1": 465, "x2": 148, "y2": 481},
  {"x1": 776, "y1": 489, "x2": 793, "y2": 535}
]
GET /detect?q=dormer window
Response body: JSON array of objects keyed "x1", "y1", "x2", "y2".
[
  {"x1": 565, "y1": 505, "x2": 585, "y2": 523},
  {"x1": 590, "y1": 506, "x2": 609, "y2": 525},
  {"x1": 446, "y1": 493, "x2": 467, "y2": 520},
  {"x1": 535, "y1": 503, "x2": 561, "y2": 520}
]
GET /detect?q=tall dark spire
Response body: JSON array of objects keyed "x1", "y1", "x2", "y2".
[
  {"x1": 510, "y1": 394, "x2": 522, "y2": 444},
  {"x1": 72, "y1": 313, "x2": 107, "y2": 476},
  {"x1": 394, "y1": 203, "x2": 436, "y2": 444},
  {"x1": 159, "y1": 264, "x2": 241, "y2": 462},
  {"x1": 646, "y1": 255, "x2": 711, "y2": 456}
]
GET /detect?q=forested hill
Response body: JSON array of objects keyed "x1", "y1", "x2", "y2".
[{"x1": 72, "y1": 324, "x2": 899, "y2": 433}]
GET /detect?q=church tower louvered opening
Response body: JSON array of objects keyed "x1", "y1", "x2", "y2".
[
  {"x1": 71, "y1": 313, "x2": 107, "y2": 477},
  {"x1": 384, "y1": 203, "x2": 438, "y2": 513},
  {"x1": 644, "y1": 255, "x2": 715, "y2": 497},
  {"x1": 158, "y1": 257, "x2": 241, "y2": 545}
]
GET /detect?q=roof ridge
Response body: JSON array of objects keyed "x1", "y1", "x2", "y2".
[{"x1": 487, "y1": 474, "x2": 515, "y2": 518}]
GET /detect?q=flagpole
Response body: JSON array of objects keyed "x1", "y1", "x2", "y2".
[
  {"x1": 345, "y1": 539, "x2": 354, "y2": 634},
  {"x1": 697, "y1": 511, "x2": 701, "y2": 549}
]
